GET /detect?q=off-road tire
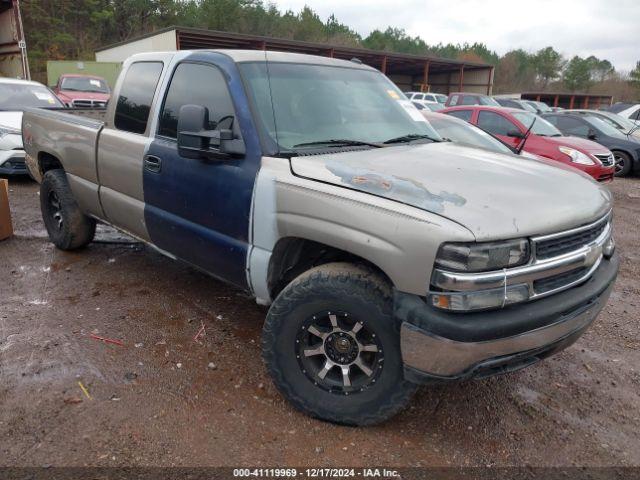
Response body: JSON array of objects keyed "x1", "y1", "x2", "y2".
[
  {"x1": 262, "y1": 262, "x2": 417, "y2": 426},
  {"x1": 40, "y1": 169, "x2": 96, "y2": 250},
  {"x1": 613, "y1": 151, "x2": 632, "y2": 177}
]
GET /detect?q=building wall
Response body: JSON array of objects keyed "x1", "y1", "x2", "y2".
[
  {"x1": 95, "y1": 30, "x2": 177, "y2": 62},
  {"x1": 387, "y1": 74, "x2": 414, "y2": 92},
  {"x1": 47, "y1": 60, "x2": 122, "y2": 88},
  {"x1": 0, "y1": 4, "x2": 22, "y2": 78},
  {"x1": 428, "y1": 68, "x2": 492, "y2": 94}
]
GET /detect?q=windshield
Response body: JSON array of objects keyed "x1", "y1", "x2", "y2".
[
  {"x1": 61, "y1": 76, "x2": 109, "y2": 93},
  {"x1": 519, "y1": 101, "x2": 538, "y2": 113},
  {"x1": 0, "y1": 83, "x2": 64, "y2": 110},
  {"x1": 239, "y1": 62, "x2": 441, "y2": 152},
  {"x1": 597, "y1": 112, "x2": 637, "y2": 132},
  {"x1": 425, "y1": 103, "x2": 444, "y2": 111},
  {"x1": 585, "y1": 116, "x2": 628, "y2": 138},
  {"x1": 428, "y1": 114, "x2": 513, "y2": 154},
  {"x1": 480, "y1": 96, "x2": 500, "y2": 106},
  {"x1": 512, "y1": 112, "x2": 562, "y2": 136},
  {"x1": 534, "y1": 101, "x2": 552, "y2": 112},
  {"x1": 435, "y1": 94, "x2": 447, "y2": 104}
]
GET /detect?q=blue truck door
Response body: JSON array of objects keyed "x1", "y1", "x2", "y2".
[{"x1": 143, "y1": 54, "x2": 262, "y2": 289}]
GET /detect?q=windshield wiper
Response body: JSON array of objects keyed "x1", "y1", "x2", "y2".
[
  {"x1": 383, "y1": 133, "x2": 442, "y2": 144},
  {"x1": 293, "y1": 139, "x2": 385, "y2": 148},
  {"x1": 627, "y1": 124, "x2": 640, "y2": 136}
]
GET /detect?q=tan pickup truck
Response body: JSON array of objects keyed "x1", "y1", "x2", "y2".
[{"x1": 22, "y1": 50, "x2": 618, "y2": 425}]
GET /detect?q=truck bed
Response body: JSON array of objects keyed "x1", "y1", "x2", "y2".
[
  {"x1": 46, "y1": 107, "x2": 108, "y2": 123},
  {"x1": 22, "y1": 107, "x2": 104, "y2": 217}
]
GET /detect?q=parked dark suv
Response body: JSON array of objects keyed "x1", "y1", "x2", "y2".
[
  {"x1": 495, "y1": 98, "x2": 537, "y2": 112},
  {"x1": 445, "y1": 92, "x2": 500, "y2": 107},
  {"x1": 543, "y1": 112, "x2": 640, "y2": 177}
]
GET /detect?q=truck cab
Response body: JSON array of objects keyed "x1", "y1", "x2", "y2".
[{"x1": 22, "y1": 50, "x2": 618, "y2": 426}]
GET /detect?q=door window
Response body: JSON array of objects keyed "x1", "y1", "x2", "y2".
[
  {"x1": 158, "y1": 63, "x2": 237, "y2": 139},
  {"x1": 555, "y1": 116, "x2": 590, "y2": 137},
  {"x1": 449, "y1": 95, "x2": 459, "y2": 106},
  {"x1": 477, "y1": 111, "x2": 517, "y2": 136},
  {"x1": 114, "y1": 62, "x2": 163, "y2": 134},
  {"x1": 445, "y1": 109, "x2": 473, "y2": 122}
]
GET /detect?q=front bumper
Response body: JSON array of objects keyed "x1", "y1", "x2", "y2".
[
  {"x1": 396, "y1": 252, "x2": 618, "y2": 382},
  {"x1": 0, "y1": 148, "x2": 27, "y2": 175}
]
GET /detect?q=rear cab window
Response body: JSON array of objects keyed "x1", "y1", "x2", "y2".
[
  {"x1": 460, "y1": 95, "x2": 479, "y2": 106},
  {"x1": 114, "y1": 62, "x2": 164, "y2": 134}
]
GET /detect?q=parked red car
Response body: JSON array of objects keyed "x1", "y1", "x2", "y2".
[
  {"x1": 53, "y1": 74, "x2": 110, "y2": 108},
  {"x1": 441, "y1": 106, "x2": 615, "y2": 182}
]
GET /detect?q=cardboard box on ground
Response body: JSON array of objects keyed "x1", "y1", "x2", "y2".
[{"x1": 0, "y1": 179, "x2": 13, "y2": 240}]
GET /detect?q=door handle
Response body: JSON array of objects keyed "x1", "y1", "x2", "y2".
[{"x1": 144, "y1": 155, "x2": 162, "y2": 173}]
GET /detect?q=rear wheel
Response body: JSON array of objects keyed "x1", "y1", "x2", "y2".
[
  {"x1": 40, "y1": 169, "x2": 96, "y2": 250},
  {"x1": 613, "y1": 151, "x2": 632, "y2": 177},
  {"x1": 262, "y1": 262, "x2": 417, "y2": 426}
]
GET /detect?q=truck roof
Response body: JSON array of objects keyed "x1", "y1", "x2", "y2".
[
  {"x1": 59, "y1": 73, "x2": 106, "y2": 79},
  {"x1": 127, "y1": 49, "x2": 378, "y2": 71}
]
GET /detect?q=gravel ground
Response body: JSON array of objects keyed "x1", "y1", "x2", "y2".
[{"x1": 1, "y1": 175, "x2": 639, "y2": 468}]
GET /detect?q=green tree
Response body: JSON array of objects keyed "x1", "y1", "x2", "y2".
[
  {"x1": 563, "y1": 56, "x2": 594, "y2": 91},
  {"x1": 493, "y1": 49, "x2": 536, "y2": 93},
  {"x1": 362, "y1": 27, "x2": 427, "y2": 54},
  {"x1": 533, "y1": 46, "x2": 564, "y2": 88},
  {"x1": 630, "y1": 61, "x2": 640, "y2": 88},
  {"x1": 585, "y1": 56, "x2": 614, "y2": 82}
]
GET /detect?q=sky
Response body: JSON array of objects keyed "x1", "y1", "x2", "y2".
[{"x1": 272, "y1": 0, "x2": 639, "y2": 72}]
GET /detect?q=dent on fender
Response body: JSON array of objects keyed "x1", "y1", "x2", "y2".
[{"x1": 325, "y1": 160, "x2": 466, "y2": 214}]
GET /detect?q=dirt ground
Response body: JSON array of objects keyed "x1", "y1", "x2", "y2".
[{"x1": 1, "y1": 175, "x2": 639, "y2": 468}]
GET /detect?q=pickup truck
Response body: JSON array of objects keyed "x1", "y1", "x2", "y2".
[
  {"x1": 22, "y1": 50, "x2": 618, "y2": 426},
  {"x1": 52, "y1": 73, "x2": 111, "y2": 108}
]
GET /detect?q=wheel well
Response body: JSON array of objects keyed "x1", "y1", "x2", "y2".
[
  {"x1": 38, "y1": 152, "x2": 63, "y2": 173},
  {"x1": 267, "y1": 237, "x2": 392, "y2": 299}
]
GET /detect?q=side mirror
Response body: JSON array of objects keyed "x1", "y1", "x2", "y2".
[
  {"x1": 587, "y1": 128, "x2": 597, "y2": 140},
  {"x1": 507, "y1": 130, "x2": 525, "y2": 139},
  {"x1": 177, "y1": 104, "x2": 243, "y2": 160}
]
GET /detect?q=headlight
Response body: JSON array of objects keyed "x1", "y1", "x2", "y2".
[
  {"x1": 0, "y1": 124, "x2": 21, "y2": 139},
  {"x1": 434, "y1": 239, "x2": 530, "y2": 273},
  {"x1": 558, "y1": 146, "x2": 595, "y2": 165},
  {"x1": 430, "y1": 283, "x2": 530, "y2": 311}
]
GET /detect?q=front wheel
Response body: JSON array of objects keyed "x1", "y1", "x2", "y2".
[
  {"x1": 262, "y1": 262, "x2": 417, "y2": 426},
  {"x1": 613, "y1": 151, "x2": 632, "y2": 177}
]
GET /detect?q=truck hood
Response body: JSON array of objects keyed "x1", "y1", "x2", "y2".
[
  {"x1": 290, "y1": 142, "x2": 612, "y2": 240},
  {"x1": 0, "y1": 111, "x2": 23, "y2": 131},
  {"x1": 56, "y1": 90, "x2": 110, "y2": 102},
  {"x1": 546, "y1": 135, "x2": 611, "y2": 155}
]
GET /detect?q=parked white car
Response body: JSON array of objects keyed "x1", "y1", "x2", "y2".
[
  {"x1": 404, "y1": 91, "x2": 447, "y2": 106},
  {"x1": 0, "y1": 78, "x2": 64, "y2": 175},
  {"x1": 609, "y1": 103, "x2": 640, "y2": 126}
]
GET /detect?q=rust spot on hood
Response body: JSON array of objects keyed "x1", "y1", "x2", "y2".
[{"x1": 326, "y1": 161, "x2": 466, "y2": 214}]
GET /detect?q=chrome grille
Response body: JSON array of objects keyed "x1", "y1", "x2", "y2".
[
  {"x1": 72, "y1": 99, "x2": 107, "y2": 108},
  {"x1": 430, "y1": 212, "x2": 613, "y2": 310},
  {"x1": 594, "y1": 153, "x2": 615, "y2": 167},
  {"x1": 533, "y1": 267, "x2": 589, "y2": 294},
  {"x1": 535, "y1": 216, "x2": 609, "y2": 260}
]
